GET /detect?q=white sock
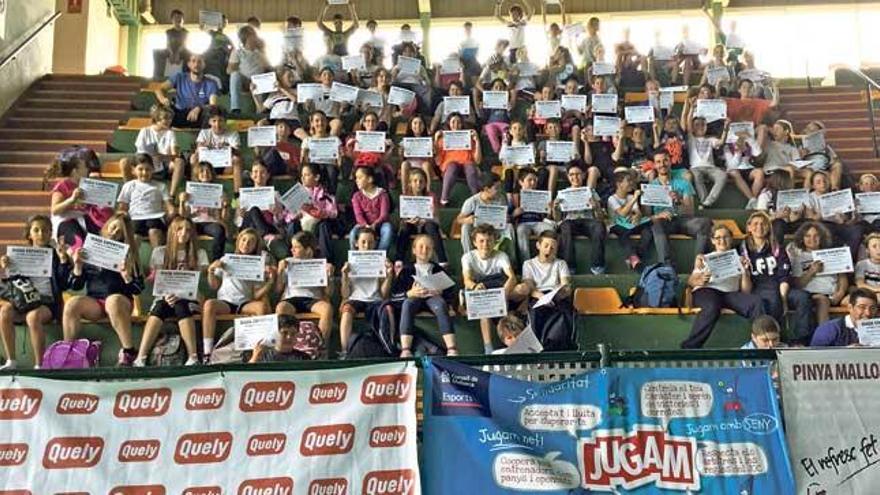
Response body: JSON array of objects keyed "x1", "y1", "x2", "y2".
[{"x1": 203, "y1": 338, "x2": 215, "y2": 354}]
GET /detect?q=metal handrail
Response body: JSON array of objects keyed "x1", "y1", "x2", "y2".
[
  {"x1": 849, "y1": 66, "x2": 880, "y2": 158},
  {"x1": 0, "y1": 11, "x2": 62, "y2": 73}
]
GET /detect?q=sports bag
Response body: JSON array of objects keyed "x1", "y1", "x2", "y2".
[
  {"x1": 42, "y1": 339, "x2": 102, "y2": 369},
  {"x1": 625, "y1": 263, "x2": 682, "y2": 308}
]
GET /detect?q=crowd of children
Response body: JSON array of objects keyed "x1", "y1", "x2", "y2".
[{"x1": 2, "y1": 4, "x2": 874, "y2": 369}]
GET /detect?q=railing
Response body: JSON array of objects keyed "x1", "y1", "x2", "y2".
[
  {"x1": 849, "y1": 66, "x2": 880, "y2": 159},
  {"x1": 0, "y1": 11, "x2": 62, "y2": 73}
]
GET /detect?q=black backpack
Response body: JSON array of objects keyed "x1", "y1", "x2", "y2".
[{"x1": 530, "y1": 304, "x2": 577, "y2": 352}]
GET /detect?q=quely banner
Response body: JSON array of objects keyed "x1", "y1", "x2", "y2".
[
  {"x1": 421, "y1": 358, "x2": 794, "y2": 494},
  {"x1": 779, "y1": 348, "x2": 880, "y2": 495},
  {"x1": 0, "y1": 361, "x2": 419, "y2": 494}
]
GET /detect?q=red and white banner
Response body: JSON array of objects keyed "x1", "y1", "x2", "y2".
[{"x1": 0, "y1": 361, "x2": 420, "y2": 494}]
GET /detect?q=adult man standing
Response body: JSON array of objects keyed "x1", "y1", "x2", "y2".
[{"x1": 154, "y1": 54, "x2": 220, "y2": 128}]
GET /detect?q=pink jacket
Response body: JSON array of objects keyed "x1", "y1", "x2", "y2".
[{"x1": 352, "y1": 188, "x2": 390, "y2": 226}]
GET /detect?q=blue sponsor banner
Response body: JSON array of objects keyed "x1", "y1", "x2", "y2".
[{"x1": 421, "y1": 358, "x2": 795, "y2": 494}]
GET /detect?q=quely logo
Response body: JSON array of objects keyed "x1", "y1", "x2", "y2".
[
  {"x1": 56, "y1": 393, "x2": 99, "y2": 415},
  {"x1": 186, "y1": 388, "x2": 225, "y2": 411},
  {"x1": 0, "y1": 389, "x2": 42, "y2": 420},
  {"x1": 117, "y1": 439, "x2": 160, "y2": 463},
  {"x1": 0, "y1": 443, "x2": 27, "y2": 466},
  {"x1": 299, "y1": 424, "x2": 355, "y2": 456},
  {"x1": 42, "y1": 437, "x2": 104, "y2": 469},
  {"x1": 181, "y1": 487, "x2": 222, "y2": 495},
  {"x1": 239, "y1": 382, "x2": 295, "y2": 412},
  {"x1": 174, "y1": 432, "x2": 232, "y2": 464},
  {"x1": 360, "y1": 375, "x2": 412, "y2": 404},
  {"x1": 113, "y1": 388, "x2": 171, "y2": 418},
  {"x1": 0, "y1": 491, "x2": 32, "y2": 495},
  {"x1": 309, "y1": 383, "x2": 347, "y2": 404},
  {"x1": 362, "y1": 470, "x2": 416, "y2": 495},
  {"x1": 308, "y1": 478, "x2": 348, "y2": 495},
  {"x1": 237, "y1": 477, "x2": 293, "y2": 495},
  {"x1": 106, "y1": 486, "x2": 166, "y2": 495},
  {"x1": 246, "y1": 433, "x2": 286, "y2": 456},
  {"x1": 369, "y1": 426, "x2": 407, "y2": 448}
]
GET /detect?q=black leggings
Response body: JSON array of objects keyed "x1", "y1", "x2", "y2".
[
  {"x1": 56, "y1": 217, "x2": 101, "y2": 247},
  {"x1": 241, "y1": 207, "x2": 278, "y2": 238},
  {"x1": 682, "y1": 288, "x2": 764, "y2": 349},
  {"x1": 195, "y1": 222, "x2": 227, "y2": 261}
]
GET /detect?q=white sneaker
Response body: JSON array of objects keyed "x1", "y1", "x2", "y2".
[
  {"x1": 184, "y1": 356, "x2": 199, "y2": 366},
  {"x1": 132, "y1": 357, "x2": 146, "y2": 368},
  {"x1": 745, "y1": 197, "x2": 758, "y2": 209},
  {"x1": 0, "y1": 360, "x2": 17, "y2": 371}
]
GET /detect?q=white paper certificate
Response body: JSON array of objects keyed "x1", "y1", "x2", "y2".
[
  {"x1": 545, "y1": 141, "x2": 575, "y2": 163},
  {"x1": 200, "y1": 148, "x2": 232, "y2": 169},
  {"x1": 388, "y1": 86, "x2": 416, "y2": 106},
  {"x1": 440, "y1": 58, "x2": 461, "y2": 75},
  {"x1": 308, "y1": 138, "x2": 339, "y2": 161},
  {"x1": 352, "y1": 131, "x2": 386, "y2": 153},
  {"x1": 561, "y1": 95, "x2": 587, "y2": 113},
  {"x1": 858, "y1": 318, "x2": 880, "y2": 346},
  {"x1": 592, "y1": 93, "x2": 618, "y2": 114},
  {"x1": 593, "y1": 115, "x2": 620, "y2": 137},
  {"x1": 329, "y1": 81, "x2": 359, "y2": 103},
  {"x1": 239, "y1": 186, "x2": 276, "y2": 211},
  {"x1": 413, "y1": 271, "x2": 456, "y2": 291},
  {"x1": 402, "y1": 137, "x2": 433, "y2": 158},
  {"x1": 591, "y1": 62, "x2": 616, "y2": 75},
  {"x1": 186, "y1": 182, "x2": 223, "y2": 209},
  {"x1": 563, "y1": 23, "x2": 585, "y2": 39},
  {"x1": 153, "y1": 270, "x2": 200, "y2": 299},
  {"x1": 234, "y1": 314, "x2": 279, "y2": 351},
  {"x1": 640, "y1": 184, "x2": 673, "y2": 207},
  {"x1": 397, "y1": 56, "x2": 422, "y2": 75},
  {"x1": 482, "y1": 91, "x2": 508, "y2": 110},
  {"x1": 222, "y1": 254, "x2": 265, "y2": 282},
  {"x1": 247, "y1": 126, "x2": 277, "y2": 147},
  {"x1": 738, "y1": 69, "x2": 768, "y2": 82},
  {"x1": 475, "y1": 204, "x2": 507, "y2": 229},
  {"x1": 533, "y1": 285, "x2": 564, "y2": 309},
  {"x1": 287, "y1": 259, "x2": 327, "y2": 287},
  {"x1": 79, "y1": 178, "x2": 118, "y2": 208},
  {"x1": 515, "y1": 62, "x2": 539, "y2": 77},
  {"x1": 504, "y1": 144, "x2": 535, "y2": 166},
  {"x1": 502, "y1": 326, "x2": 543, "y2": 354},
  {"x1": 356, "y1": 89, "x2": 384, "y2": 109},
  {"x1": 803, "y1": 131, "x2": 826, "y2": 154},
  {"x1": 251, "y1": 72, "x2": 278, "y2": 95},
  {"x1": 818, "y1": 189, "x2": 855, "y2": 218},
  {"x1": 7, "y1": 246, "x2": 53, "y2": 278},
  {"x1": 442, "y1": 130, "x2": 471, "y2": 151},
  {"x1": 695, "y1": 99, "x2": 727, "y2": 123},
  {"x1": 280, "y1": 183, "x2": 311, "y2": 213},
  {"x1": 706, "y1": 66, "x2": 730, "y2": 86},
  {"x1": 520, "y1": 189, "x2": 551, "y2": 214},
  {"x1": 557, "y1": 187, "x2": 592, "y2": 212},
  {"x1": 624, "y1": 106, "x2": 654, "y2": 124},
  {"x1": 727, "y1": 121, "x2": 755, "y2": 143},
  {"x1": 327, "y1": 0, "x2": 349, "y2": 4},
  {"x1": 535, "y1": 100, "x2": 562, "y2": 119},
  {"x1": 349, "y1": 250, "x2": 387, "y2": 278},
  {"x1": 776, "y1": 189, "x2": 810, "y2": 211},
  {"x1": 659, "y1": 90, "x2": 674, "y2": 110},
  {"x1": 399, "y1": 196, "x2": 434, "y2": 219},
  {"x1": 297, "y1": 83, "x2": 324, "y2": 103},
  {"x1": 704, "y1": 249, "x2": 743, "y2": 281},
  {"x1": 82, "y1": 234, "x2": 129, "y2": 273},
  {"x1": 857, "y1": 192, "x2": 880, "y2": 214},
  {"x1": 465, "y1": 288, "x2": 508, "y2": 320},
  {"x1": 443, "y1": 96, "x2": 470, "y2": 116},
  {"x1": 199, "y1": 10, "x2": 223, "y2": 30},
  {"x1": 813, "y1": 247, "x2": 854, "y2": 275},
  {"x1": 342, "y1": 54, "x2": 366, "y2": 71}
]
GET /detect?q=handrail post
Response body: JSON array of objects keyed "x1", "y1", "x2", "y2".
[
  {"x1": 596, "y1": 343, "x2": 609, "y2": 368},
  {"x1": 868, "y1": 81, "x2": 880, "y2": 158}
]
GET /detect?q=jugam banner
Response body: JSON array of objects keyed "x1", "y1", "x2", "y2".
[
  {"x1": 0, "y1": 362, "x2": 419, "y2": 494},
  {"x1": 420, "y1": 358, "x2": 795, "y2": 494}
]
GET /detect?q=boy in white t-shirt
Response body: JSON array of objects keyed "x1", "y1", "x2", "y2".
[
  {"x1": 191, "y1": 107, "x2": 244, "y2": 194},
  {"x1": 339, "y1": 227, "x2": 393, "y2": 354},
  {"x1": 856, "y1": 233, "x2": 880, "y2": 299},
  {"x1": 494, "y1": 0, "x2": 534, "y2": 63},
  {"x1": 117, "y1": 154, "x2": 173, "y2": 247},
  {"x1": 687, "y1": 116, "x2": 729, "y2": 208},
  {"x1": 120, "y1": 105, "x2": 186, "y2": 196},
  {"x1": 521, "y1": 231, "x2": 572, "y2": 304}
]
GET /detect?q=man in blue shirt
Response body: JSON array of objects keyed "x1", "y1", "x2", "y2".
[
  {"x1": 647, "y1": 150, "x2": 713, "y2": 266},
  {"x1": 810, "y1": 288, "x2": 878, "y2": 347},
  {"x1": 154, "y1": 53, "x2": 220, "y2": 128}
]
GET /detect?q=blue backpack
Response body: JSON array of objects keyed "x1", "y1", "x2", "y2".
[{"x1": 626, "y1": 263, "x2": 682, "y2": 309}]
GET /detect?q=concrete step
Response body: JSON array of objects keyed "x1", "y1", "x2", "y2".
[
  {"x1": 11, "y1": 107, "x2": 126, "y2": 121},
  {"x1": 841, "y1": 157, "x2": 880, "y2": 172},
  {"x1": 24, "y1": 99, "x2": 131, "y2": 111},
  {"x1": 0, "y1": 164, "x2": 50, "y2": 177},
  {"x1": 46, "y1": 74, "x2": 145, "y2": 83},
  {"x1": 0, "y1": 151, "x2": 58, "y2": 164},
  {"x1": 0, "y1": 129, "x2": 111, "y2": 141},
  {"x1": 0, "y1": 139, "x2": 107, "y2": 153},
  {"x1": 4, "y1": 117, "x2": 120, "y2": 131},
  {"x1": 0, "y1": 191, "x2": 50, "y2": 207},
  {"x1": 0, "y1": 177, "x2": 48, "y2": 190},
  {"x1": 0, "y1": 207, "x2": 44, "y2": 223},
  {"x1": 826, "y1": 136, "x2": 878, "y2": 147},
  {"x1": 785, "y1": 108, "x2": 875, "y2": 119},
  {"x1": 820, "y1": 127, "x2": 878, "y2": 139},
  {"x1": 832, "y1": 147, "x2": 878, "y2": 159},
  {"x1": 37, "y1": 80, "x2": 143, "y2": 92},
  {"x1": 781, "y1": 101, "x2": 866, "y2": 111},
  {"x1": 788, "y1": 117, "x2": 873, "y2": 129},
  {"x1": 0, "y1": 224, "x2": 27, "y2": 240},
  {"x1": 28, "y1": 89, "x2": 135, "y2": 100},
  {"x1": 780, "y1": 86, "x2": 861, "y2": 95},
  {"x1": 781, "y1": 93, "x2": 862, "y2": 104}
]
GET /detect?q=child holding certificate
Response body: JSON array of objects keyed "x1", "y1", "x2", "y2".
[
  {"x1": 285, "y1": 163, "x2": 339, "y2": 265},
  {"x1": 64, "y1": 213, "x2": 143, "y2": 366},
  {"x1": 46, "y1": 153, "x2": 112, "y2": 250},
  {"x1": 478, "y1": 78, "x2": 513, "y2": 155},
  {"x1": 429, "y1": 81, "x2": 477, "y2": 134},
  {"x1": 657, "y1": 116, "x2": 691, "y2": 182},
  {"x1": 857, "y1": 173, "x2": 880, "y2": 233},
  {"x1": 399, "y1": 115, "x2": 433, "y2": 192},
  {"x1": 611, "y1": 120, "x2": 660, "y2": 181},
  {"x1": 723, "y1": 124, "x2": 764, "y2": 207},
  {"x1": 119, "y1": 105, "x2": 186, "y2": 196},
  {"x1": 512, "y1": 169, "x2": 554, "y2": 264},
  {"x1": 301, "y1": 110, "x2": 343, "y2": 194},
  {"x1": 178, "y1": 162, "x2": 228, "y2": 261},
  {"x1": 606, "y1": 171, "x2": 653, "y2": 272},
  {"x1": 0, "y1": 216, "x2": 72, "y2": 369},
  {"x1": 458, "y1": 174, "x2": 513, "y2": 253},
  {"x1": 461, "y1": 224, "x2": 529, "y2": 353},
  {"x1": 202, "y1": 229, "x2": 274, "y2": 356},
  {"x1": 855, "y1": 233, "x2": 880, "y2": 298},
  {"x1": 787, "y1": 221, "x2": 848, "y2": 326},
  {"x1": 499, "y1": 121, "x2": 534, "y2": 201},
  {"x1": 135, "y1": 217, "x2": 209, "y2": 366},
  {"x1": 192, "y1": 107, "x2": 244, "y2": 194},
  {"x1": 536, "y1": 119, "x2": 585, "y2": 197},
  {"x1": 275, "y1": 231, "x2": 334, "y2": 342},
  {"x1": 808, "y1": 171, "x2": 864, "y2": 260},
  {"x1": 339, "y1": 227, "x2": 394, "y2": 353},
  {"x1": 256, "y1": 119, "x2": 304, "y2": 179},
  {"x1": 345, "y1": 111, "x2": 395, "y2": 188},
  {"x1": 395, "y1": 235, "x2": 458, "y2": 357},
  {"x1": 395, "y1": 169, "x2": 447, "y2": 265},
  {"x1": 756, "y1": 119, "x2": 798, "y2": 179},
  {"x1": 350, "y1": 167, "x2": 393, "y2": 251},
  {"x1": 797, "y1": 120, "x2": 844, "y2": 191},
  {"x1": 525, "y1": 85, "x2": 555, "y2": 143},
  {"x1": 435, "y1": 113, "x2": 482, "y2": 205},
  {"x1": 682, "y1": 224, "x2": 763, "y2": 349},
  {"x1": 553, "y1": 165, "x2": 607, "y2": 273},
  {"x1": 237, "y1": 160, "x2": 285, "y2": 253},
  {"x1": 117, "y1": 154, "x2": 174, "y2": 248},
  {"x1": 304, "y1": 68, "x2": 344, "y2": 136}
]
